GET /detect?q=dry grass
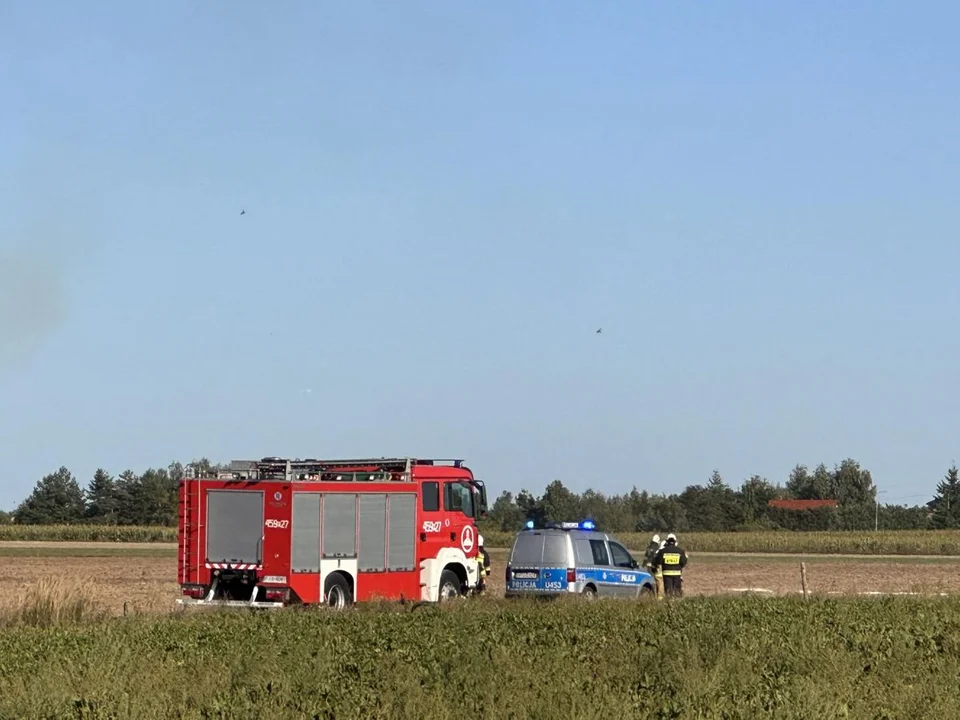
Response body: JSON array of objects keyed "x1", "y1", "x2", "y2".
[
  {"x1": 0, "y1": 554, "x2": 178, "y2": 618},
  {"x1": 0, "y1": 576, "x2": 108, "y2": 628},
  {"x1": 0, "y1": 546, "x2": 959, "y2": 624}
]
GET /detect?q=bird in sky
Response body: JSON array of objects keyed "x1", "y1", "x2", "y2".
[
  {"x1": 240, "y1": 210, "x2": 246, "y2": 215},
  {"x1": 596, "y1": 328, "x2": 602, "y2": 334}
]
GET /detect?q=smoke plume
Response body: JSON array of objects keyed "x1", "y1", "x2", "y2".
[{"x1": 0, "y1": 242, "x2": 69, "y2": 374}]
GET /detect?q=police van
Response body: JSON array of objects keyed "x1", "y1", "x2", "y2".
[{"x1": 504, "y1": 519, "x2": 656, "y2": 599}]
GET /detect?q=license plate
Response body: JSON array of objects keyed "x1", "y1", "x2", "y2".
[{"x1": 512, "y1": 570, "x2": 539, "y2": 579}]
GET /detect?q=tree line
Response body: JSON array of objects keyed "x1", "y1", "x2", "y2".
[
  {"x1": 4, "y1": 456, "x2": 960, "y2": 532},
  {"x1": 5, "y1": 459, "x2": 223, "y2": 527},
  {"x1": 487, "y1": 459, "x2": 960, "y2": 533}
]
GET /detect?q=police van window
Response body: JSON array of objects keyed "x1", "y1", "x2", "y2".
[
  {"x1": 609, "y1": 542, "x2": 633, "y2": 568},
  {"x1": 543, "y1": 535, "x2": 568, "y2": 566},
  {"x1": 589, "y1": 539, "x2": 610, "y2": 565},
  {"x1": 511, "y1": 534, "x2": 544, "y2": 566},
  {"x1": 443, "y1": 481, "x2": 475, "y2": 518},
  {"x1": 574, "y1": 539, "x2": 593, "y2": 565},
  {"x1": 422, "y1": 482, "x2": 440, "y2": 512}
]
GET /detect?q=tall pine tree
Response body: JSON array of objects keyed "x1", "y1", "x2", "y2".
[
  {"x1": 14, "y1": 467, "x2": 85, "y2": 524},
  {"x1": 85, "y1": 469, "x2": 117, "y2": 523},
  {"x1": 931, "y1": 464, "x2": 960, "y2": 528}
]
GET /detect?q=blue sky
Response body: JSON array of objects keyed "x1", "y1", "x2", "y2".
[{"x1": 2, "y1": 1, "x2": 958, "y2": 510}]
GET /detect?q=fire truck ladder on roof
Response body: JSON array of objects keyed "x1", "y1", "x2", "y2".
[{"x1": 217, "y1": 457, "x2": 467, "y2": 482}]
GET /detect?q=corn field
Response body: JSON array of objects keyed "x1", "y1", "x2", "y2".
[
  {"x1": 0, "y1": 525, "x2": 177, "y2": 543},
  {"x1": 3, "y1": 525, "x2": 960, "y2": 555},
  {"x1": 479, "y1": 528, "x2": 960, "y2": 554}
]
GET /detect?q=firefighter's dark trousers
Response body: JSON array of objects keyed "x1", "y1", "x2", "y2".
[{"x1": 662, "y1": 574, "x2": 683, "y2": 597}]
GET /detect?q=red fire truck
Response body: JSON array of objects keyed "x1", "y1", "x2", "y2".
[{"x1": 176, "y1": 456, "x2": 488, "y2": 609}]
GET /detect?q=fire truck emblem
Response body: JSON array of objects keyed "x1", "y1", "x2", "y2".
[
  {"x1": 274, "y1": 492, "x2": 282, "y2": 501},
  {"x1": 460, "y1": 525, "x2": 475, "y2": 554}
]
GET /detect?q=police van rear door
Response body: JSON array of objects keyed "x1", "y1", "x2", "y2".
[
  {"x1": 507, "y1": 531, "x2": 569, "y2": 594},
  {"x1": 507, "y1": 532, "x2": 543, "y2": 591}
]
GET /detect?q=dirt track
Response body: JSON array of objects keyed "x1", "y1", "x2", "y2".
[{"x1": 2, "y1": 546, "x2": 959, "y2": 617}]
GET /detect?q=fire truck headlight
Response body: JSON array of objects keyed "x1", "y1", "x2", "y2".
[{"x1": 525, "y1": 520, "x2": 535, "y2": 530}]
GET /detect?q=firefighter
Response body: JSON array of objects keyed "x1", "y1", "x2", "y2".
[
  {"x1": 642, "y1": 534, "x2": 661, "y2": 571},
  {"x1": 653, "y1": 533, "x2": 687, "y2": 598},
  {"x1": 643, "y1": 534, "x2": 664, "y2": 599},
  {"x1": 476, "y1": 534, "x2": 491, "y2": 594}
]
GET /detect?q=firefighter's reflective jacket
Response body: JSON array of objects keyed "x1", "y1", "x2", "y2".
[
  {"x1": 478, "y1": 547, "x2": 490, "y2": 577},
  {"x1": 654, "y1": 543, "x2": 688, "y2": 576}
]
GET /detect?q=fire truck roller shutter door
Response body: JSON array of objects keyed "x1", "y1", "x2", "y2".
[
  {"x1": 206, "y1": 490, "x2": 264, "y2": 565},
  {"x1": 358, "y1": 494, "x2": 387, "y2": 572},
  {"x1": 322, "y1": 494, "x2": 357, "y2": 559},
  {"x1": 291, "y1": 492, "x2": 321, "y2": 573},
  {"x1": 320, "y1": 493, "x2": 359, "y2": 604},
  {"x1": 387, "y1": 493, "x2": 416, "y2": 571}
]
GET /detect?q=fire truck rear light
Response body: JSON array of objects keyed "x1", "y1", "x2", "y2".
[
  {"x1": 566, "y1": 568, "x2": 576, "y2": 583},
  {"x1": 264, "y1": 587, "x2": 290, "y2": 602},
  {"x1": 182, "y1": 584, "x2": 206, "y2": 599}
]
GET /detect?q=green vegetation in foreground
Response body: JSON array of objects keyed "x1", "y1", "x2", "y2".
[
  {"x1": 1, "y1": 596, "x2": 959, "y2": 718},
  {"x1": 5, "y1": 525, "x2": 960, "y2": 555}
]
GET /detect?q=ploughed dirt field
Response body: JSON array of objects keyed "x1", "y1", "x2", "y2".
[{"x1": 2, "y1": 544, "x2": 960, "y2": 617}]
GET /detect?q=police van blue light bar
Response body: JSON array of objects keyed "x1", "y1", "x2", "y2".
[{"x1": 525, "y1": 518, "x2": 597, "y2": 531}]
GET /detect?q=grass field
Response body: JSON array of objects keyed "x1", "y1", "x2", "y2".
[
  {"x1": 1, "y1": 593, "x2": 959, "y2": 718},
  {"x1": 2, "y1": 542, "x2": 960, "y2": 620},
  {"x1": 6, "y1": 524, "x2": 960, "y2": 555},
  {"x1": 1, "y1": 541, "x2": 959, "y2": 717}
]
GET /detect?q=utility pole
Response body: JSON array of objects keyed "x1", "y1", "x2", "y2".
[{"x1": 875, "y1": 489, "x2": 887, "y2": 531}]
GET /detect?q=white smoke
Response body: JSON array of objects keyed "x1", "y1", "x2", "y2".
[{"x1": 0, "y1": 241, "x2": 68, "y2": 373}]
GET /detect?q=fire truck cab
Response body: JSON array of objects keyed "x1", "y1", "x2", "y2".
[{"x1": 177, "y1": 456, "x2": 488, "y2": 609}]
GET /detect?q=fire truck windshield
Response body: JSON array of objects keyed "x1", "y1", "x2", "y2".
[
  {"x1": 445, "y1": 481, "x2": 476, "y2": 518},
  {"x1": 471, "y1": 480, "x2": 488, "y2": 517}
]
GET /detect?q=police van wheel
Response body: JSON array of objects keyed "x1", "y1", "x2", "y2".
[
  {"x1": 581, "y1": 585, "x2": 597, "y2": 599},
  {"x1": 639, "y1": 585, "x2": 655, "y2": 600},
  {"x1": 438, "y1": 570, "x2": 461, "y2": 601}
]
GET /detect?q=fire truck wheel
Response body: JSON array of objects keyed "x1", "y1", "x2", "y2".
[
  {"x1": 325, "y1": 573, "x2": 353, "y2": 610},
  {"x1": 438, "y1": 569, "x2": 462, "y2": 601}
]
